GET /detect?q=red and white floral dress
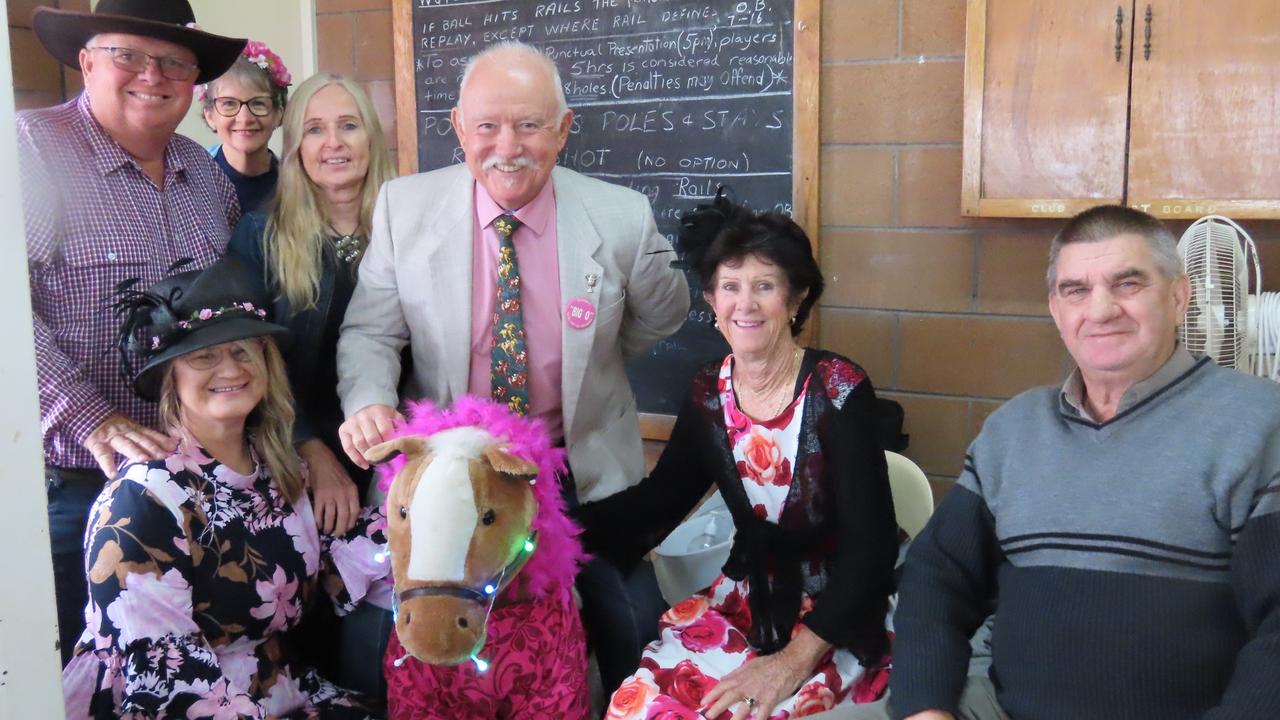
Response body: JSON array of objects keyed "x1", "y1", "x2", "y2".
[{"x1": 605, "y1": 356, "x2": 891, "y2": 720}]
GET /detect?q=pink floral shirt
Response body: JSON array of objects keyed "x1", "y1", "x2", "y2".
[
  {"x1": 61, "y1": 433, "x2": 388, "y2": 719},
  {"x1": 720, "y1": 355, "x2": 811, "y2": 522}
]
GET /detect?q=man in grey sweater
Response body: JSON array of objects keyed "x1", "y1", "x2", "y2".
[{"x1": 884, "y1": 206, "x2": 1280, "y2": 720}]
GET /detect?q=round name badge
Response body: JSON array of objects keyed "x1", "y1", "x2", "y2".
[{"x1": 565, "y1": 297, "x2": 597, "y2": 329}]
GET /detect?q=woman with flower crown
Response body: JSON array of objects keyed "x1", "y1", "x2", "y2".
[
  {"x1": 199, "y1": 40, "x2": 292, "y2": 214},
  {"x1": 574, "y1": 192, "x2": 899, "y2": 720},
  {"x1": 60, "y1": 256, "x2": 389, "y2": 719}
]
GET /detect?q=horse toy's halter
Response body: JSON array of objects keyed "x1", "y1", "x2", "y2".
[
  {"x1": 390, "y1": 529, "x2": 538, "y2": 672},
  {"x1": 395, "y1": 531, "x2": 538, "y2": 607},
  {"x1": 365, "y1": 398, "x2": 584, "y2": 676}
]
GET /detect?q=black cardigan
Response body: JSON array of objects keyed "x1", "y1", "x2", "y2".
[
  {"x1": 227, "y1": 211, "x2": 368, "y2": 490},
  {"x1": 574, "y1": 348, "x2": 898, "y2": 664}
]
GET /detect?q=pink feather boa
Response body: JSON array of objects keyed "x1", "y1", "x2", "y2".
[{"x1": 376, "y1": 396, "x2": 587, "y2": 601}]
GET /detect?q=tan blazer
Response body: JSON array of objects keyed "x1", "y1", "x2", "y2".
[{"x1": 337, "y1": 164, "x2": 690, "y2": 502}]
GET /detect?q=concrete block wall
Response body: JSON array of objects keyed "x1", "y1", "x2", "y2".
[
  {"x1": 309, "y1": 0, "x2": 1280, "y2": 491},
  {"x1": 10, "y1": 0, "x2": 1276, "y2": 490},
  {"x1": 814, "y1": 0, "x2": 1279, "y2": 490},
  {"x1": 315, "y1": 0, "x2": 399, "y2": 169},
  {"x1": 817, "y1": 0, "x2": 1069, "y2": 490},
  {"x1": 8, "y1": 0, "x2": 86, "y2": 110}
]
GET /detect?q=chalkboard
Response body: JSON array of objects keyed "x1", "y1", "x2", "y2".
[{"x1": 391, "y1": 0, "x2": 820, "y2": 434}]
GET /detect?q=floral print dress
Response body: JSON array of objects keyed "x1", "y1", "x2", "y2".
[
  {"x1": 61, "y1": 432, "x2": 391, "y2": 719},
  {"x1": 605, "y1": 357, "x2": 891, "y2": 720}
]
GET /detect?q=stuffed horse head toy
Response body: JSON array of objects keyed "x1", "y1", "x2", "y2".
[{"x1": 365, "y1": 397, "x2": 585, "y2": 667}]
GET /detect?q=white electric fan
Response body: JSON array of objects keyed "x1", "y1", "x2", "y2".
[{"x1": 1178, "y1": 215, "x2": 1280, "y2": 381}]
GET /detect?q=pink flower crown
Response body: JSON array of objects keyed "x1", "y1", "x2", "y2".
[
  {"x1": 150, "y1": 302, "x2": 268, "y2": 349},
  {"x1": 195, "y1": 39, "x2": 292, "y2": 105}
]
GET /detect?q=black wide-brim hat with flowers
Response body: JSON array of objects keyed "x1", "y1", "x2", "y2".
[
  {"x1": 33, "y1": 0, "x2": 247, "y2": 85},
  {"x1": 114, "y1": 255, "x2": 291, "y2": 402}
]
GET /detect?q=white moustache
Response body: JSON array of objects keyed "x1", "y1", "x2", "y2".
[{"x1": 482, "y1": 156, "x2": 537, "y2": 172}]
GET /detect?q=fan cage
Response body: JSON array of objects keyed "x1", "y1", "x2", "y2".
[{"x1": 1178, "y1": 215, "x2": 1270, "y2": 377}]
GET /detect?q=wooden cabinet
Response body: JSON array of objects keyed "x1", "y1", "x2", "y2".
[{"x1": 962, "y1": 0, "x2": 1280, "y2": 219}]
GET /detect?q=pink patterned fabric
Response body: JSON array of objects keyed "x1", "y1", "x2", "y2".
[
  {"x1": 61, "y1": 435, "x2": 385, "y2": 719},
  {"x1": 604, "y1": 357, "x2": 891, "y2": 719},
  {"x1": 378, "y1": 397, "x2": 590, "y2": 717},
  {"x1": 384, "y1": 591, "x2": 590, "y2": 720},
  {"x1": 609, "y1": 577, "x2": 892, "y2": 720}
]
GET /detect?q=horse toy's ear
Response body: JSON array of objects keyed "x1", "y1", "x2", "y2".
[
  {"x1": 483, "y1": 444, "x2": 539, "y2": 479},
  {"x1": 365, "y1": 436, "x2": 428, "y2": 464}
]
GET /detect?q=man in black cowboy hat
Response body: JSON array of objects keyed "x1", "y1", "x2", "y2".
[{"x1": 17, "y1": 0, "x2": 247, "y2": 664}]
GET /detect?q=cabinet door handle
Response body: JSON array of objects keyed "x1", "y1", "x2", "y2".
[
  {"x1": 1115, "y1": 6, "x2": 1125, "y2": 61},
  {"x1": 1144, "y1": 4, "x2": 1153, "y2": 60}
]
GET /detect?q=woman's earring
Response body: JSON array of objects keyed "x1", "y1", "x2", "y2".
[{"x1": 790, "y1": 315, "x2": 797, "y2": 325}]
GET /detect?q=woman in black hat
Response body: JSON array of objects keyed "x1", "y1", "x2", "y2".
[
  {"x1": 61, "y1": 257, "x2": 388, "y2": 719},
  {"x1": 573, "y1": 192, "x2": 897, "y2": 720}
]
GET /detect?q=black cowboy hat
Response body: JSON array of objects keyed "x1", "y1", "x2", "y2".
[
  {"x1": 33, "y1": 0, "x2": 246, "y2": 85},
  {"x1": 113, "y1": 256, "x2": 291, "y2": 402}
]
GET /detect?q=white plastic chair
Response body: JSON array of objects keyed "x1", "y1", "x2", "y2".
[
  {"x1": 651, "y1": 493, "x2": 733, "y2": 606},
  {"x1": 652, "y1": 452, "x2": 936, "y2": 605},
  {"x1": 885, "y1": 450, "x2": 934, "y2": 540}
]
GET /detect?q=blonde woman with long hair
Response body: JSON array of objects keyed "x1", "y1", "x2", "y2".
[
  {"x1": 61, "y1": 256, "x2": 388, "y2": 719},
  {"x1": 229, "y1": 73, "x2": 395, "y2": 536}
]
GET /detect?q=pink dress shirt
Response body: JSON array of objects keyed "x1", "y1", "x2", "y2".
[{"x1": 468, "y1": 181, "x2": 565, "y2": 441}]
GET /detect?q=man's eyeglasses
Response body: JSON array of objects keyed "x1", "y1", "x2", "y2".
[
  {"x1": 88, "y1": 46, "x2": 199, "y2": 82},
  {"x1": 211, "y1": 96, "x2": 276, "y2": 118}
]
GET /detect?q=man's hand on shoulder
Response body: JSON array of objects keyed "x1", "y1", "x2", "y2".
[
  {"x1": 338, "y1": 404, "x2": 405, "y2": 469},
  {"x1": 84, "y1": 414, "x2": 177, "y2": 477}
]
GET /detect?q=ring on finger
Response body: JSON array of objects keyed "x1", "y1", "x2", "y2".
[{"x1": 744, "y1": 696, "x2": 757, "y2": 711}]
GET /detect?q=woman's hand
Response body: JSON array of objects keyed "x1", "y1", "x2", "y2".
[
  {"x1": 700, "y1": 627, "x2": 831, "y2": 719},
  {"x1": 700, "y1": 652, "x2": 810, "y2": 719},
  {"x1": 300, "y1": 439, "x2": 359, "y2": 535}
]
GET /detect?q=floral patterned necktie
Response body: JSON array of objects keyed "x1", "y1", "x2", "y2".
[{"x1": 491, "y1": 214, "x2": 529, "y2": 415}]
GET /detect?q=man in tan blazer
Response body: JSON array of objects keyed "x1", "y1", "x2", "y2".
[
  {"x1": 336, "y1": 157, "x2": 687, "y2": 502},
  {"x1": 335, "y1": 41, "x2": 689, "y2": 690}
]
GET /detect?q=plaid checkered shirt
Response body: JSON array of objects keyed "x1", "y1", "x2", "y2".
[{"x1": 18, "y1": 93, "x2": 239, "y2": 470}]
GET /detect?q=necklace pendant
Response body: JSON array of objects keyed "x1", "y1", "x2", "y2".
[{"x1": 333, "y1": 234, "x2": 363, "y2": 264}]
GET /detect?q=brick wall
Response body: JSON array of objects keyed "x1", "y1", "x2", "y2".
[
  {"x1": 815, "y1": 0, "x2": 1280, "y2": 492},
  {"x1": 4, "y1": 0, "x2": 1275, "y2": 490},
  {"x1": 816, "y1": 0, "x2": 1071, "y2": 491},
  {"x1": 312, "y1": 0, "x2": 1280, "y2": 492},
  {"x1": 8, "y1": 0, "x2": 86, "y2": 110},
  {"x1": 315, "y1": 0, "x2": 400, "y2": 169}
]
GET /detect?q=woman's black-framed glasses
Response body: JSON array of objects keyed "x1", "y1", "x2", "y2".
[
  {"x1": 211, "y1": 96, "x2": 277, "y2": 118},
  {"x1": 88, "y1": 46, "x2": 198, "y2": 82}
]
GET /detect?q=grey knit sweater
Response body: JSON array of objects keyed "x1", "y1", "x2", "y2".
[{"x1": 892, "y1": 353, "x2": 1280, "y2": 719}]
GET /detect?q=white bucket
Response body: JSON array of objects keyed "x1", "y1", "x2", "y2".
[{"x1": 652, "y1": 500, "x2": 734, "y2": 606}]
